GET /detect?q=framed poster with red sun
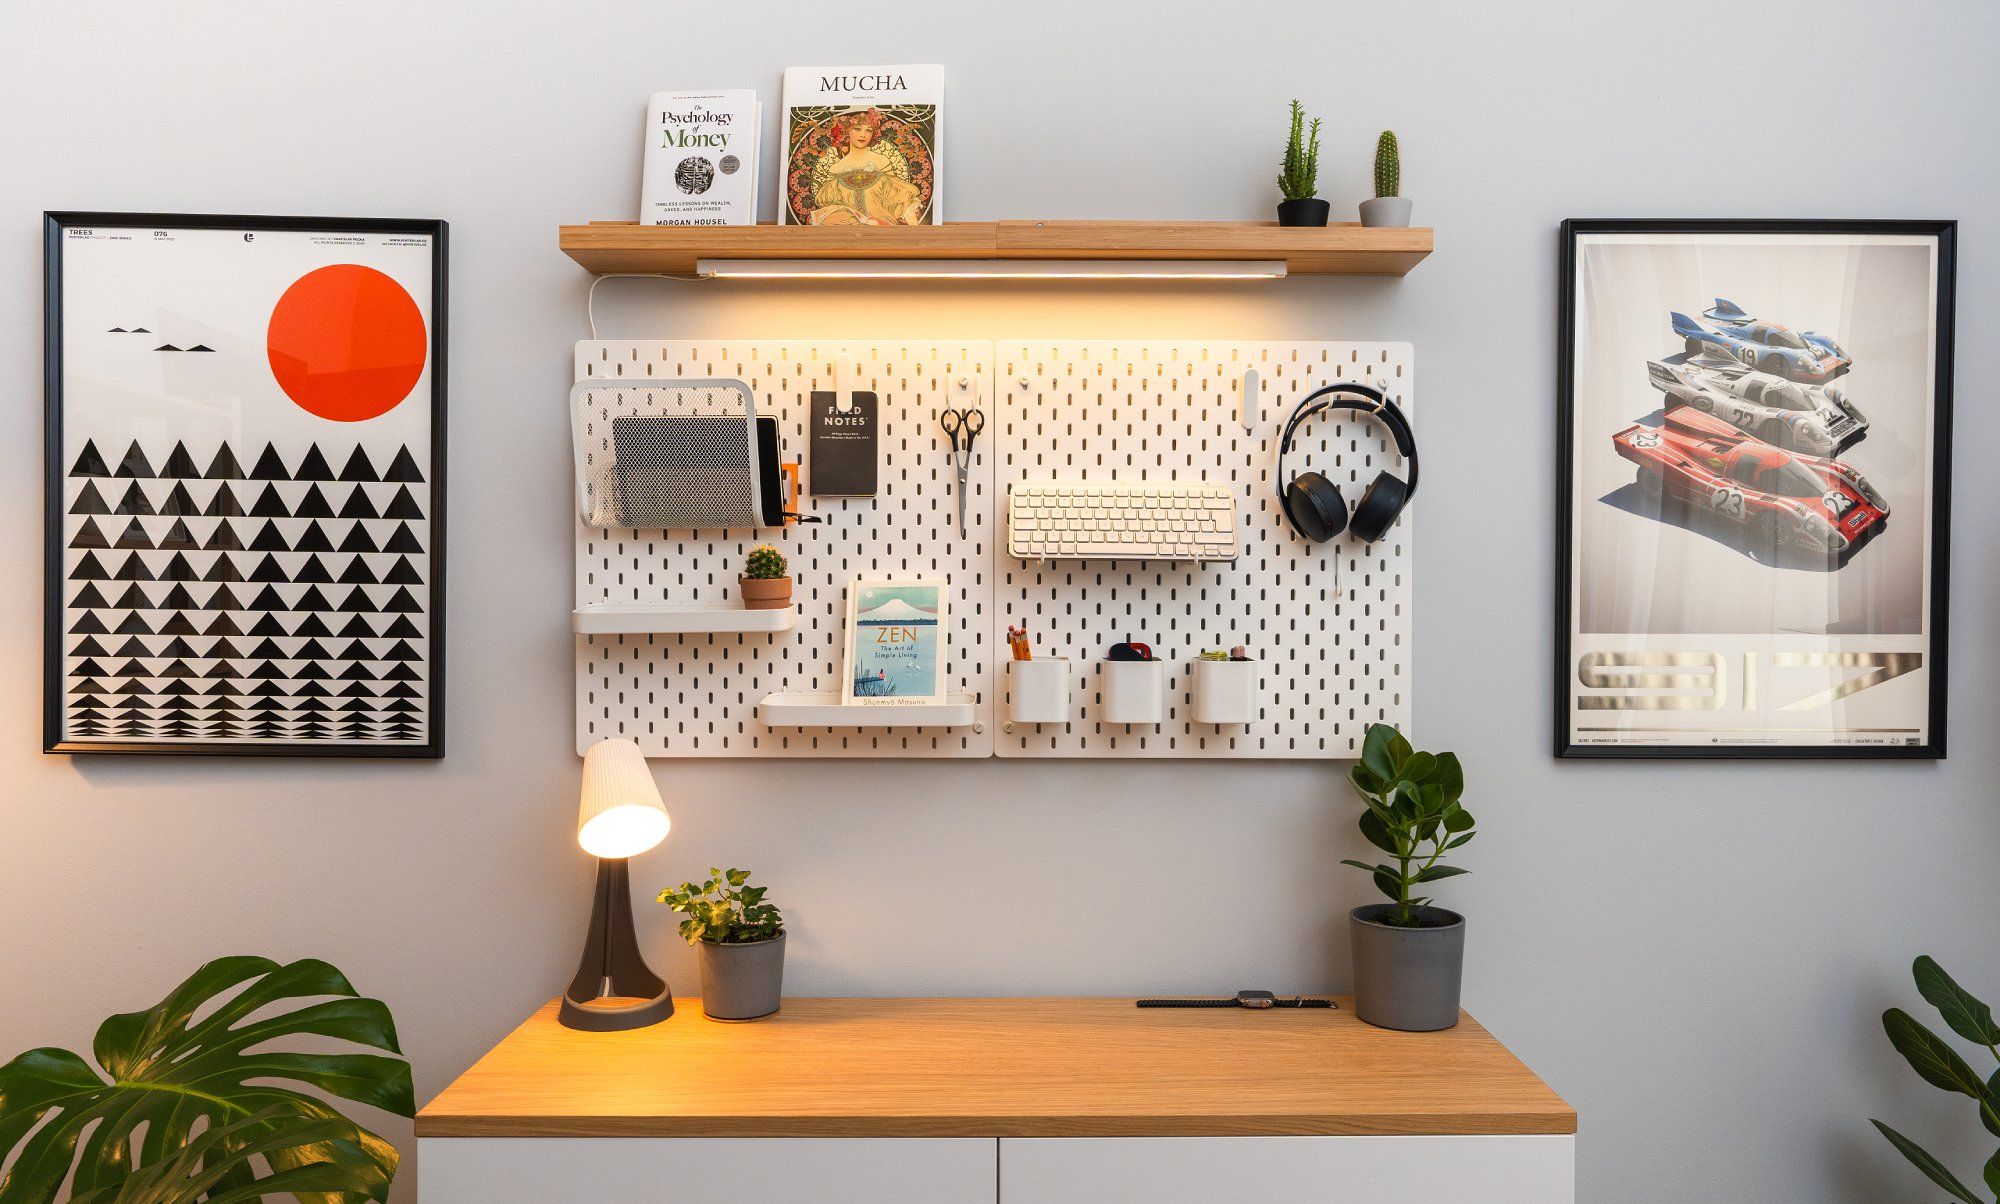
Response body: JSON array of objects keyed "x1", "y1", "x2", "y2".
[{"x1": 43, "y1": 212, "x2": 447, "y2": 758}]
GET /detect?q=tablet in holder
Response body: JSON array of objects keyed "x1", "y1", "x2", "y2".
[{"x1": 609, "y1": 413, "x2": 783, "y2": 528}]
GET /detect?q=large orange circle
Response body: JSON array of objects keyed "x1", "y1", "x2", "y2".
[{"x1": 267, "y1": 264, "x2": 426, "y2": 422}]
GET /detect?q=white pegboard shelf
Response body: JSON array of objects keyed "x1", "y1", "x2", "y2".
[
  {"x1": 575, "y1": 341, "x2": 996, "y2": 759},
  {"x1": 990, "y1": 341, "x2": 1413, "y2": 760},
  {"x1": 757, "y1": 692, "x2": 982, "y2": 729},
  {"x1": 570, "y1": 602, "x2": 797, "y2": 635},
  {"x1": 573, "y1": 339, "x2": 1411, "y2": 760}
]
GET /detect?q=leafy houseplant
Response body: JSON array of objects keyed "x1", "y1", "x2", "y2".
[
  {"x1": 739, "y1": 543, "x2": 792, "y2": 610},
  {"x1": 1341, "y1": 722, "x2": 1474, "y2": 927},
  {"x1": 659, "y1": 868, "x2": 787, "y2": 1020},
  {"x1": 0, "y1": 956, "x2": 415, "y2": 1203},
  {"x1": 1341, "y1": 723, "x2": 1473, "y2": 1030},
  {"x1": 1275, "y1": 100, "x2": 1329, "y2": 228},
  {"x1": 1360, "y1": 129, "x2": 1413, "y2": 228},
  {"x1": 1870, "y1": 956, "x2": 2000, "y2": 1202},
  {"x1": 69, "y1": 1109, "x2": 380, "y2": 1204}
]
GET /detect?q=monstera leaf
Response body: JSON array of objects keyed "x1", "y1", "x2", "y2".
[
  {"x1": 0, "y1": 957, "x2": 414, "y2": 1204},
  {"x1": 67, "y1": 1108, "x2": 381, "y2": 1204}
]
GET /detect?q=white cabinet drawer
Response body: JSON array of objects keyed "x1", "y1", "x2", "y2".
[
  {"x1": 1000, "y1": 1135, "x2": 1575, "y2": 1202},
  {"x1": 419, "y1": 1137, "x2": 996, "y2": 1203}
]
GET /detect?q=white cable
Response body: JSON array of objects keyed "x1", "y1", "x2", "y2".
[{"x1": 587, "y1": 272, "x2": 700, "y2": 339}]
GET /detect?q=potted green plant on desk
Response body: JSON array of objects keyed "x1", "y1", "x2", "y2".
[
  {"x1": 1340, "y1": 723, "x2": 1474, "y2": 1031},
  {"x1": 659, "y1": 868, "x2": 786, "y2": 1020}
]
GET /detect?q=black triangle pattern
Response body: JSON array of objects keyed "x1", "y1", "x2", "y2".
[
  {"x1": 339, "y1": 447, "x2": 378, "y2": 482},
  {"x1": 71, "y1": 441, "x2": 111, "y2": 477},
  {"x1": 61, "y1": 440, "x2": 430, "y2": 747},
  {"x1": 205, "y1": 445, "x2": 245, "y2": 480},
  {"x1": 70, "y1": 518, "x2": 110, "y2": 549},
  {"x1": 292, "y1": 446, "x2": 334, "y2": 482},
  {"x1": 70, "y1": 481, "x2": 111, "y2": 515},
  {"x1": 115, "y1": 483, "x2": 154, "y2": 516},
  {"x1": 160, "y1": 443, "x2": 202, "y2": 478},
  {"x1": 383, "y1": 446, "x2": 425, "y2": 483},
  {"x1": 115, "y1": 442, "x2": 156, "y2": 478}
]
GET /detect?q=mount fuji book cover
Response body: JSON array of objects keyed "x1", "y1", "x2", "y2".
[
  {"x1": 841, "y1": 580, "x2": 948, "y2": 705},
  {"x1": 779, "y1": 65, "x2": 943, "y2": 226},
  {"x1": 639, "y1": 89, "x2": 759, "y2": 226}
]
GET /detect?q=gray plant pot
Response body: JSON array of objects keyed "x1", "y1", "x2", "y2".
[
  {"x1": 697, "y1": 932, "x2": 785, "y2": 1021},
  {"x1": 1359, "y1": 196, "x2": 1414, "y2": 228},
  {"x1": 1349, "y1": 905, "x2": 1463, "y2": 1031}
]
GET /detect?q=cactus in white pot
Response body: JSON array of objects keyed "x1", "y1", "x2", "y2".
[{"x1": 1359, "y1": 129, "x2": 1413, "y2": 228}]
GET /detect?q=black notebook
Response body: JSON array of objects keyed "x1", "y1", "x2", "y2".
[{"x1": 809, "y1": 390, "x2": 879, "y2": 497}]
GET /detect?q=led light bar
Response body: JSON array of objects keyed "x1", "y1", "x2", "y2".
[{"x1": 694, "y1": 259, "x2": 1288, "y2": 281}]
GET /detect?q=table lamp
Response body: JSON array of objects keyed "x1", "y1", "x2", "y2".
[{"x1": 559, "y1": 738, "x2": 676, "y2": 1031}]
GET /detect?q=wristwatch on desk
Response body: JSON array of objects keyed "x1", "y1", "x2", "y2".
[{"x1": 1136, "y1": 990, "x2": 1336, "y2": 1009}]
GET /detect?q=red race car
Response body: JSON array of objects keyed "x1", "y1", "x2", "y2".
[{"x1": 1612, "y1": 406, "x2": 1889, "y2": 561}]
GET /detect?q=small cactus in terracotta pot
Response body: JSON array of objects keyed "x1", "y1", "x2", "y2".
[{"x1": 740, "y1": 544, "x2": 793, "y2": 610}]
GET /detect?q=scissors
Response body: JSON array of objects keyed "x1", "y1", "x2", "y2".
[{"x1": 938, "y1": 405, "x2": 984, "y2": 536}]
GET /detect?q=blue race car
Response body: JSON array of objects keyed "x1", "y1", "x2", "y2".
[{"x1": 1670, "y1": 298, "x2": 1851, "y2": 382}]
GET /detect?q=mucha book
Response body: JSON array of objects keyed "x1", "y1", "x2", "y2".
[
  {"x1": 640, "y1": 90, "x2": 759, "y2": 226},
  {"x1": 780, "y1": 65, "x2": 943, "y2": 226}
]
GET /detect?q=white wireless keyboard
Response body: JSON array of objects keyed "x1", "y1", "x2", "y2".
[{"x1": 1007, "y1": 480, "x2": 1239, "y2": 562}]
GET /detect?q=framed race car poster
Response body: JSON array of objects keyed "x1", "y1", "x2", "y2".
[
  {"x1": 44, "y1": 212, "x2": 447, "y2": 757},
  {"x1": 1556, "y1": 219, "x2": 1954, "y2": 758}
]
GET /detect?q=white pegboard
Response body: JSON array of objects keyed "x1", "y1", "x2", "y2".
[
  {"x1": 573, "y1": 341, "x2": 1412, "y2": 759},
  {"x1": 990, "y1": 342, "x2": 1412, "y2": 759},
  {"x1": 574, "y1": 342, "x2": 995, "y2": 757}
]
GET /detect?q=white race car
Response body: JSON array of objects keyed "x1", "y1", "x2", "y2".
[{"x1": 1645, "y1": 356, "x2": 1867, "y2": 455}]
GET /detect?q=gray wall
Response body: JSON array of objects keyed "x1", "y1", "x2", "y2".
[{"x1": 3, "y1": 2, "x2": 1996, "y2": 1200}]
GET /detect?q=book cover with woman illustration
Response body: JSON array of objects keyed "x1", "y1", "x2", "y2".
[{"x1": 780, "y1": 65, "x2": 942, "y2": 226}]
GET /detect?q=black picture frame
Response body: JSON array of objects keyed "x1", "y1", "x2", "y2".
[
  {"x1": 43, "y1": 211, "x2": 448, "y2": 758},
  {"x1": 1555, "y1": 218, "x2": 1953, "y2": 760}
]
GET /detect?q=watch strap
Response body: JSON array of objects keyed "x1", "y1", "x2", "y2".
[
  {"x1": 1135, "y1": 996, "x2": 1338, "y2": 1008},
  {"x1": 1135, "y1": 998, "x2": 1242, "y2": 1008}
]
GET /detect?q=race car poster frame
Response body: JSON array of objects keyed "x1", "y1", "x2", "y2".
[{"x1": 1556, "y1": 218, "x2": 1955, "y2": 760}]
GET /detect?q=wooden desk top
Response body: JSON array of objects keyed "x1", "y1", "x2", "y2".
[{"x1": 417, "y1": 998, "x2": 1573, "y2": 1139}]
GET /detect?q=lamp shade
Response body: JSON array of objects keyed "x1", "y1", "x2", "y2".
[{"x1": 576, "y1": 738, "x2": 669, "y2": 859}]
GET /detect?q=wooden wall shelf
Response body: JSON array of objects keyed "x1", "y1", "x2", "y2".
[{"x1": 558, "y1": 220, "x2": 1432, "y2": 277}]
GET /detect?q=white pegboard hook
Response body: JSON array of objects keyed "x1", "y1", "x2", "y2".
[{"x1": 834, "y1": 353, "x2": 857, "y2": 412}]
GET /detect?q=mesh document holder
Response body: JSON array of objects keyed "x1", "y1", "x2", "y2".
[{"x1": 570, "y1": 379, "x2": 767, "y2": 529}]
